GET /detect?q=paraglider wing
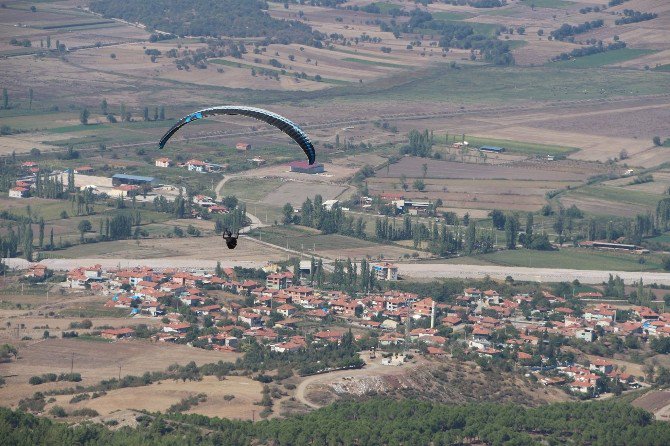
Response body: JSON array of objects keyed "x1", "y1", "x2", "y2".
[{"x1": 158, "y1": 106, "x2": 315, "y2": 165}]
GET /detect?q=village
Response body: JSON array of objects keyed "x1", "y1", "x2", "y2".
[{"x1": 15, "y1": 255, "x2": 670, "y2": 401}]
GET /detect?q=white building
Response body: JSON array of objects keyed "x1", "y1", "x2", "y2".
[{"x1": 372, "y1": 263, "x2": 398, "y2": 281}]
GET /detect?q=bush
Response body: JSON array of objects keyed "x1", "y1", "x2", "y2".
[
  {"x1": 69, "y1": 393, "x2": 90, "y2": 404},
  {"x1": 49, "y1": 405, "x2": 67, "y2": 418},
  {"x1": 29, "y1": 376, "x2": 45, "y2": 385},
  {"x1": 70, "y1": 408, "x2": 99, "y2": 417}
]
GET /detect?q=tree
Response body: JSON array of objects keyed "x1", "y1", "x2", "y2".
[
  {"x1": 422, "y1": 163, "x2": 428, "y2": 178},
  {"x1": 38, "y1": 219, "x2": 45, "y2": 248},
  {"x1": 101, "y1": 98, "x2": 108, "y2": 115},
  {"x1": 78, "y1": 220, "x2": 92, "y2": 242},
  {"x1": 79, "y1": 108, "x2": 90, "y2": 125},
  {"x1": 282, "y1": 203, "x2": 295, "y2": 225},
  {"x1": 413, "y1": 179, "x2": 425, "y2": 191},
  {"x1": 523, "y1": 212, "x2": 533, "y2": 248},
  {"x1": 653, "y1": 136, "x2": 662, "y2": 146},
  {"x1": 2, "y1": 88, "x2": 8, "y2": 109},
  {"x1": 143, "y1": 107, "x2": 150, "y2": 121},
  {"x1": 159, "y1": 106, "x2": 165, "y2": 120},
  {"x1": 489, "y1": 209, "x2": 506, "y2": 230},
  {"x1": 23, "y1": 225, "x2": 33, "y2": 261},
  {"x1": 505, "y1": 213, "x2": 519, "y2": 249},
  {"x1": 464, "y1": 220, "x2": 476, "y2": 255},
  {"x1": 28, "y1": 88, "x2": 33, "y2": 110}
]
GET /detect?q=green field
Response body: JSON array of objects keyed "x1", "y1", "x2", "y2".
[
  {"x1": 248, "y1": 225, "x2": 377, "y2": 253},
  {"x1": 339, "y1": 65, "x2": 670, "y2": 105},
  {"x1": 431, "y1": 11, "x2": 474, "y2": 21},
  {"x1": 460, "y1": 247, "x2": 663, "y2": 272},
  {"x1": 519, "y1": 0, "x2": 575, "y2": 9},
  {"x1": 567, "y1": 186, "x2": 663, "y2": 209},
  {"x1": 371, "y1": 2, "x2": 403, "y2": 14},
  {"x1": 653, "y1": 64, "x2": 670, "y2": 72},
  {"x1": 548, "y1": 49, "x2": 657, "y2": 69},
  {"x1": 341, "y1": 57, "x2": 407, "y2": 69},
  {"x1": 465, "y1": 136, "x2": 579, "y2": 156},
  {"x1": 220, "y1": 178, "x2": 284, "y2": 202}
]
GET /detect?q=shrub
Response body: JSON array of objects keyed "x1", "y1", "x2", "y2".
[{"x1": 49, "y1": 405, "x2": 67, "y2": 418}]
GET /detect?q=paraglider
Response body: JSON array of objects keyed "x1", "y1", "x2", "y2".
[
  {"x1": 222, "y1": 229, "x2": 239, "y2": 250},
  {"x1": 158, "y1": 106, "x2": 316, "y2": 251},
  {"x1": 158, "y1": 105, "x2": 316, "y2": 165}
]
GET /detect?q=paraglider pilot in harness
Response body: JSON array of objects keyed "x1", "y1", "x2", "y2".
[
  {"x1": 158, "y1": 105, "x2": 317, "y2": 251},
  {"x1": 222, "y1": 229, "x2": 239, "y2": 250}
]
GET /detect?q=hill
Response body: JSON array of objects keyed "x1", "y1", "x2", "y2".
[{"x1": 89, "y1": 0, "x2": 320, "y2": 44}]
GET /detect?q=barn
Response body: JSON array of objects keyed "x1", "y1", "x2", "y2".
[
  {"x1": 112, "y1": 174, "x2": 156, "y2": 187},
  {"x1": 289, "y1": 160, "x2": 325, "y2": 174},
  {"x1": 479, "y1": 146, "x2": 505, "y2": 153}
]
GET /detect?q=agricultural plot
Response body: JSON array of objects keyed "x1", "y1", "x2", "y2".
[
  {"x1": 48, "y1": 376, "x2": 262, "y2": 420},
  {"x1": 249, "y1": 225, "x2": 423, "y2": 261},
  {"x1": 262, "y1": 182, "x2": 349, "y2": 208},
  {"x1": 560, "y1": 185, "x2": 663, "y2": 217},
  {"x1": 548, "y1": 49, "x2": 658, "y2": 69},
  {"x1": 464, "y1": 247, "x2": 664, "y2": 272},
  {"x1": 0, "y1": 338, "x2": 239, "y2": 408},
  {"x1": 378, "y1": 157, "x2": 588, "y2": 181}
]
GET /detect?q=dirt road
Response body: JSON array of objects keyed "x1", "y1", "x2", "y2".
[{"x1": 394, "y1": 263, "x2": 670, "y2": 285}]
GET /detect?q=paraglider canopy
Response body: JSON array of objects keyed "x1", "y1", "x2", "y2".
[{"x1": 158, "y1": 106, "x2": 316, "y2": 165}]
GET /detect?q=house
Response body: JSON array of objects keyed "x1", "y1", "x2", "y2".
[
  {"x1": 186, "y1": 159, "x2": 207, "y2": 172},
  {"x1": 590, "y1": 358, "x2": 614, "y2": 374},
  {"x1": 236, "y1": 142, "x2": 251, "y2": 151},
  {"x1": 372, "y1": 263, "x2": 398, "y2": 281},
  {"x1": 576, "y1": 328, "x2": 595, "y2": 342},
  {"x1": 155, "y1": 157, "x2": 173, "y2": 168},
  {"x1": 289, "y1": 160, "x2": 325, "y2": 174},
  {"x1": 101, "y1": 327, "x2": 135, "y2": 340},
  {"x1": 238, "y1": 311, "x2": 263, "y2": 327},
  {"x1": 74, "y1": 166, "x2": 94, "y2": 174},
  {"x1": 163, "y1": 322, "x2": 191, "y2": 333},
  {"x1": 276, "y1": 304, "x2": 297, "y2": 318},
  {"x1": 266, "y1": 272, "x2": 291, "y2": 290},
  {"x1": 379, "y1": 333, "x2": 404, "y2": 346},
  {"x1": 569, "y1": 381, "x2": 594, "y2": 394},
  {"x1": 25, "y1": 264, "x2": 48, "y2": 279},
  {"x1": 313, "y1": 330, "x2": 344, "y2": 343},
  {"x1": 9, "y1": 187, "x2": 29, "y2": 198},
  {"x1": 464, "y1": 288, "x2": 482, "y2": 299}
]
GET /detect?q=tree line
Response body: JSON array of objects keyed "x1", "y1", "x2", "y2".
[
  {"x1": 90, "y1": 0, "x2": 323, "y2": 47},
  {"x1": 3, "y1": 398, "x2": 670, "y2": 445}
]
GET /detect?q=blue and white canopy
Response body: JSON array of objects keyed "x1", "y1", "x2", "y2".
[{"x1": 158, "y1": 106, "x2": 316, "y2": 165}]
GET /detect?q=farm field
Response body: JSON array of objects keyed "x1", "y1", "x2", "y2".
[
  {"x1": 0, "y1": 338, "x2": 240, "y2": 408},
  {"x1": 451, "y1": 247, "x2": 665, "y2": 272},
  {"x1": 47, "y1": 375, "x2": 263, "y2": 420},
  {"x1": 548, "y1": 49, "x2": 659, "y2": 69},
  {"x1": 55, "y1": 233, "x2": 289, "y2": 262},
  {"x1": 247, "y1": 225, "x2": 424, "y2": 261},
  {"x1": 560, "y1": 185, "x2": 664, "y2": 217}
]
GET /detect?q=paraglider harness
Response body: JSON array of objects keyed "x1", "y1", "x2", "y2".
[{"x1": 222, "y1": 229, "x2": 239, "y2": 250}]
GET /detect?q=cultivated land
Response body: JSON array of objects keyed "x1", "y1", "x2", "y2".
[{"x1": 2, "y1": 0, "x2": 670, "y2": 432}]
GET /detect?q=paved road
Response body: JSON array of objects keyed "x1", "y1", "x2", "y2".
[{"x1": 5, "y1": 257, "x2": 670, "y2": 284}]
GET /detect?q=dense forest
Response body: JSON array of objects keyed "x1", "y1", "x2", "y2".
[
  {"x1": 89, "y1": 0, "x2": 321, "y2": 45},
  {"x1": 2, "y1": 399, "x2": 670, "y2": 445}
]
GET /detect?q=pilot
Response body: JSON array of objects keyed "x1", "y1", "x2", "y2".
[{"x1": 222, "y1": 229, "x2": 239, "y2": 250}]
